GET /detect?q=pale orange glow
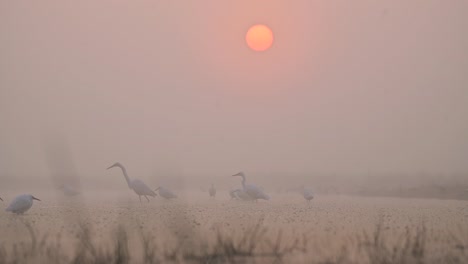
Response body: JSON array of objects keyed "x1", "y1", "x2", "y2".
[{"x1": 245, "y1": 24, "x2": 274, "y2": 52}]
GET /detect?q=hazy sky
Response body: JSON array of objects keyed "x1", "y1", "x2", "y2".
[{"x1": 1, "y1": 1, "x2": 467, "y2": 187}]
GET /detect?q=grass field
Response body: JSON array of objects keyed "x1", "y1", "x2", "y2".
[{"x1": 0, "y1": 191, "x2": 467, "y2": 263}]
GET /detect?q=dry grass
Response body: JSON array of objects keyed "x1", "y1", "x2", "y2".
[
  {"x1": 0, "y1": 194, "x2": 467, "y2": 263},
  {"x1": 0, "y1": 218, "x2": 467, "y2": 264}
]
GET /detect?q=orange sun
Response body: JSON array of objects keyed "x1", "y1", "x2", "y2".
[{"x1": 245, "y1": 24, "x2": 274, "y2": 52}]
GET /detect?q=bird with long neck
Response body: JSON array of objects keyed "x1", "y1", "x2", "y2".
[
  {"x1": 108, "y1": 163, "x2": 131, "y2": 188},
  {"x1": 230, "y1": 188, "x2": 255, "y2": 201},
  {"x1": 233, "y1": 172, "x2": 247, "y2": 188},
  {"x1": 107, "y1": 162, "x2": 157, "y2": 202},
  {"x1": 232, "y1": 171, "x2": 270, "y2": 202}
]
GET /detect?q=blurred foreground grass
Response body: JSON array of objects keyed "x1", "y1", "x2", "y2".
[{"x1": 0, "y1": 218, "x2": 466, "y2": 264}]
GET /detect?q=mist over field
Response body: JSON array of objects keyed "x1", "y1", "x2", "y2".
[
  {"x1": 1, "y1": 1, "x2": 468, "y2": 263},
  {"x1": 2, "y1": 0, "x2": 468, "y2": 190}
]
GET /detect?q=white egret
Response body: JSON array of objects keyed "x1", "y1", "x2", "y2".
[
  {"x1": 231, "y1": 188, "x2": 255, "y2": 201},
  {"x1": 302, "y1": 187, "x2": 314, "y2": 203},
  {"x1": 231, "y1": 172, "x2": 270, "y2": 201},
  {"x1": 59, "y1": 183, "x2": 81, "y2": 196},
  {"x1": 107, "y1": 162, "x2": 157, "y2": 202},
  {"x1": 155, "y1": 186, "x2": 177, "y2": 199},
  {"x1": 6, "y1": 194, "x2": 41, "y2": 214},
  {"x1": 209, "y1": 184, "x2": 216, "y2": 198}
]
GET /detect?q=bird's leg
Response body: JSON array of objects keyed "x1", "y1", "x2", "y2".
[{"x1": 145, "y1": 195, "x2": 150, "y2": 202}]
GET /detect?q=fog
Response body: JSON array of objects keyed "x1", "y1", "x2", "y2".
[{"x1": 1, "y1": 1, "x2": 467, "y2": 191}]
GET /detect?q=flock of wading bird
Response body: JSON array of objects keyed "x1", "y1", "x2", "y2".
[{"x1": 1, "y1": 162, "x2": 315, "y2": 215}]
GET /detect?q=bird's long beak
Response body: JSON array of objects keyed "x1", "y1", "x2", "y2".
[
  {"x1": 0, "y1": 197, "x2": 3, "y2": 201},
  {"x1": 106, "y1": 165, "x2": 114, "y2": 170},
  {"x1": 32, "y1": 196, "x2": 41, "y2": 201}
]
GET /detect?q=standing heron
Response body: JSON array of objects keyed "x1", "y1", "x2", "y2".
[
  {"x1": 209, "y1": 184, "x2": 216, "y2": 198},
  {"x1": 230, "y1": 188, "x2": 255, "y2": 201},
  {"x1": 155, "y1": 186, "x2": 177, "y2": 200},
  {"x1": 231, "y1": 172, "x2": 270, "y2": 201},
  {"x1": 107, "y1": 162, "x2": 157, "y2": 202},
  {"x1": 302, "y1": 187, "x2": 314, "y2": 203},
  {"x1": 5, "y1": 194, "x2": 41, "y2": 214}
]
